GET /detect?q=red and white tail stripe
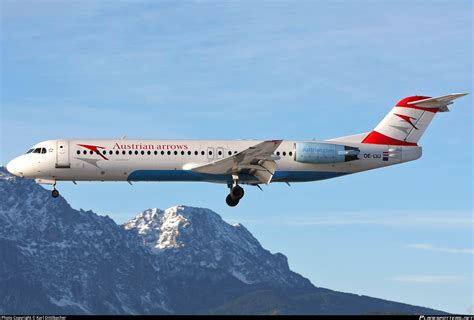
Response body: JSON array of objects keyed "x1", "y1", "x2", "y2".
[{"x1": 362, "y1": 94, "x2": 467, "y2": 146}]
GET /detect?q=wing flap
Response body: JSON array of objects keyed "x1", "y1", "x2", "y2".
[{"x1": 253, "y1": 170, "x2": 274, "y2": 184}]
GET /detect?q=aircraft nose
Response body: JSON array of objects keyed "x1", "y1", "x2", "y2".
[{"x1": 6, "y1": 158, "x2": 24, "y2": 177}]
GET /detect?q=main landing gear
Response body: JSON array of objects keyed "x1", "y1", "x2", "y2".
[{"x1": 226, "y1": 175, "x2": 245, "y2": 207}]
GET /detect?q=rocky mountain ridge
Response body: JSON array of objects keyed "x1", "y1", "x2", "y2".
[{"x1": 0, "y1": 167, "x2": 444, "y2": 315}]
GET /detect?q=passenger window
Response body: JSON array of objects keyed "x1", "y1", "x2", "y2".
[
  {"x1": 201, "y1": 151, "x2": 205, "y2": 155},
  {"x1": 109, "y1": 150, "x2": 113, "y2": 155},
  {"x1": 141, "y1": 151, "x2": 145, "y2": 155},
  {"x1": 147, "y1": 151, "x2": 151, "y2": 155},
  {"x1": 161, "y1": 151, "x2": 165, "y2": 155},
  {"x1": 167, "y1": 151, "x2": 171, "y2": 155},
  {"x1": 174, "y1": 151, "x2": 178, "y2": 155},
  {"x1": 116, "y1": 151, "x2": 120, "y2": 155},
  {"x1": 90, "y1": 150, "x2": 94, "y2": 155},
  {"x1": 122, "y1": 151, "x2": 126, "y2": 155},
  {"x1": 188, "y1": 151, "x2": 191, "y2": 155},
  {"x1": 135, "y1": 151, "x2": 138, "y2": 155},
  {"x1": 154, "y1": 151, "x2": 158, "y2": 155},
  {"x1": 209, "y1": 151, "x2": 213, "y2": 155},
  {"x1": 195, "y1": 151, "x2": 198, "y2": 155},
  {"x1": 181, "y1": 151, "x2": 185, "y2": 155},
  {"x1": 276, "y1": 151, "x2": 280, "y2": 156},
  {"x1": 77, "y1": 150, "x2": 80, "y2": 155},
  {"x1": 282, "y1": 152, "x2": 286, "y2": 156},
  {"x1": 83, "y1": 150, "x2": 87, "y2": 155},
  {"x1": 218, "y1": 150, "x2": 222, "y2": 156},
  {"x1": 129, "y1": 150, "x2": 132, "y2": 155},
  {"x1": 289, "y1": 151, "x2": 293, "y2": 156},
  {"x1": 228, "y1": 151, "x2": 232, "y2": 156},
  {"x1": 103, "y1": 150, "x2": 107, "y2": 155}
]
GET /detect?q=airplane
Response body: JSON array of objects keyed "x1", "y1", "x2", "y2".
[{"x1": 6, "y1": 93, "x2": 468, "y2": 207}]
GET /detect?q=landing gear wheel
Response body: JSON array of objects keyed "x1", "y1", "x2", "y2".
[
  {"x1": 51, "y1": 189, "x2": 59, "y2": 198},
  {"x1": 231, "y1": 185, "x2": 245, "y2": 200},
  {"x1": 226, "y1": 194, "x2": 239, "y2": 207}
]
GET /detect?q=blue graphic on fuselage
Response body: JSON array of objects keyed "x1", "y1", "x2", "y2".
[{"x1": 127, "y1": 170, "x2": 349, "y2": 184}]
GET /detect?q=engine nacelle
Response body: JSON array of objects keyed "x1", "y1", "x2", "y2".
[{"x1": 294, "y1": 142, "x2": 360, "y2": 164}]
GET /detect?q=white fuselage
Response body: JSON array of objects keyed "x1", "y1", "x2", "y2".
[
  {"x1": 6, "y1": 139, "x2": 422, "y2": 185},
  {"x1": 6, "y1": 93, "x2": 465, "y2": 206}
]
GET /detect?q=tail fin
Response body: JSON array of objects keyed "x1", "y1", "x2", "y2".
[{"x1": 361, "y1": 93, "x2": 468, "y2": 146}]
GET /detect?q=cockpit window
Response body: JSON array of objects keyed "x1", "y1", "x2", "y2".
[
  {"x1": 25, "y1": 149, "x2": 34, "y2": 154},
  {"x1": 31, "y1": 147, "x2": 47, "y2": 154}
]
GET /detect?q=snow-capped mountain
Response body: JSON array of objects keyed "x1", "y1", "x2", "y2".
[
  {"x1": 0, "y1": 168, "x2": 168, "y2": 314},
  {"x1": 124, "y1": 206, "x2": 310, "y2": 288},
  {"x1": 0, "y1": 167, "x2": 444, "y2": 315}
]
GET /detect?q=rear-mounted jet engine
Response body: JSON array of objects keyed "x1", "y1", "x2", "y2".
[{"x1": 294, "y1": 142, "x2": 360, "y2": 164}]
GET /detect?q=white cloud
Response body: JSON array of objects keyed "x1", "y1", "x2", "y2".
[
  {"x1": 393, "y1": 275, "x2": 466, "y2": 284},
  {"x1": 407, "y1": 243, "x2": 474, "y2": 255}
]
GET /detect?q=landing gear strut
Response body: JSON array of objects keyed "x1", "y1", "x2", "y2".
[
  {"x1": 226, "y1": 175, "x2": 244, "y2": 207},
  {"x1": 51, "y1": 183, "x2": 59, "y2": 198}
]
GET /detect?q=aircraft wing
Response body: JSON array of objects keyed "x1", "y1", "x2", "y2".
[{"x1": 191, "y1": 140, "x2": 283, "y2": 184}]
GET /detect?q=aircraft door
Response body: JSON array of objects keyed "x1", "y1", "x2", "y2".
[{"x1": 56, "y1": 140, "x2": 71, "y2": 168}]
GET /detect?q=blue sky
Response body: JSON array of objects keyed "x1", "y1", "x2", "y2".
[{"x1": 1, "y1": 0, "x2": 472, "y2": 314}]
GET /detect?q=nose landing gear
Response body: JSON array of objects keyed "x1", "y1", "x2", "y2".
[
  {"x1": 51, "y1": 182, "x2": 59, "y2": 198},
  {"x1": 226, "y1": 176, "x2": 245, "y2": 207},
  {"x1": 51, "y1": 189, "x2": 60, "y2": 198}
]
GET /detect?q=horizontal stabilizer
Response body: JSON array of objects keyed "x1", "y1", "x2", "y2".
[{"x1": 408, "y1": 93, "x2": 468, "y2": 112}]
